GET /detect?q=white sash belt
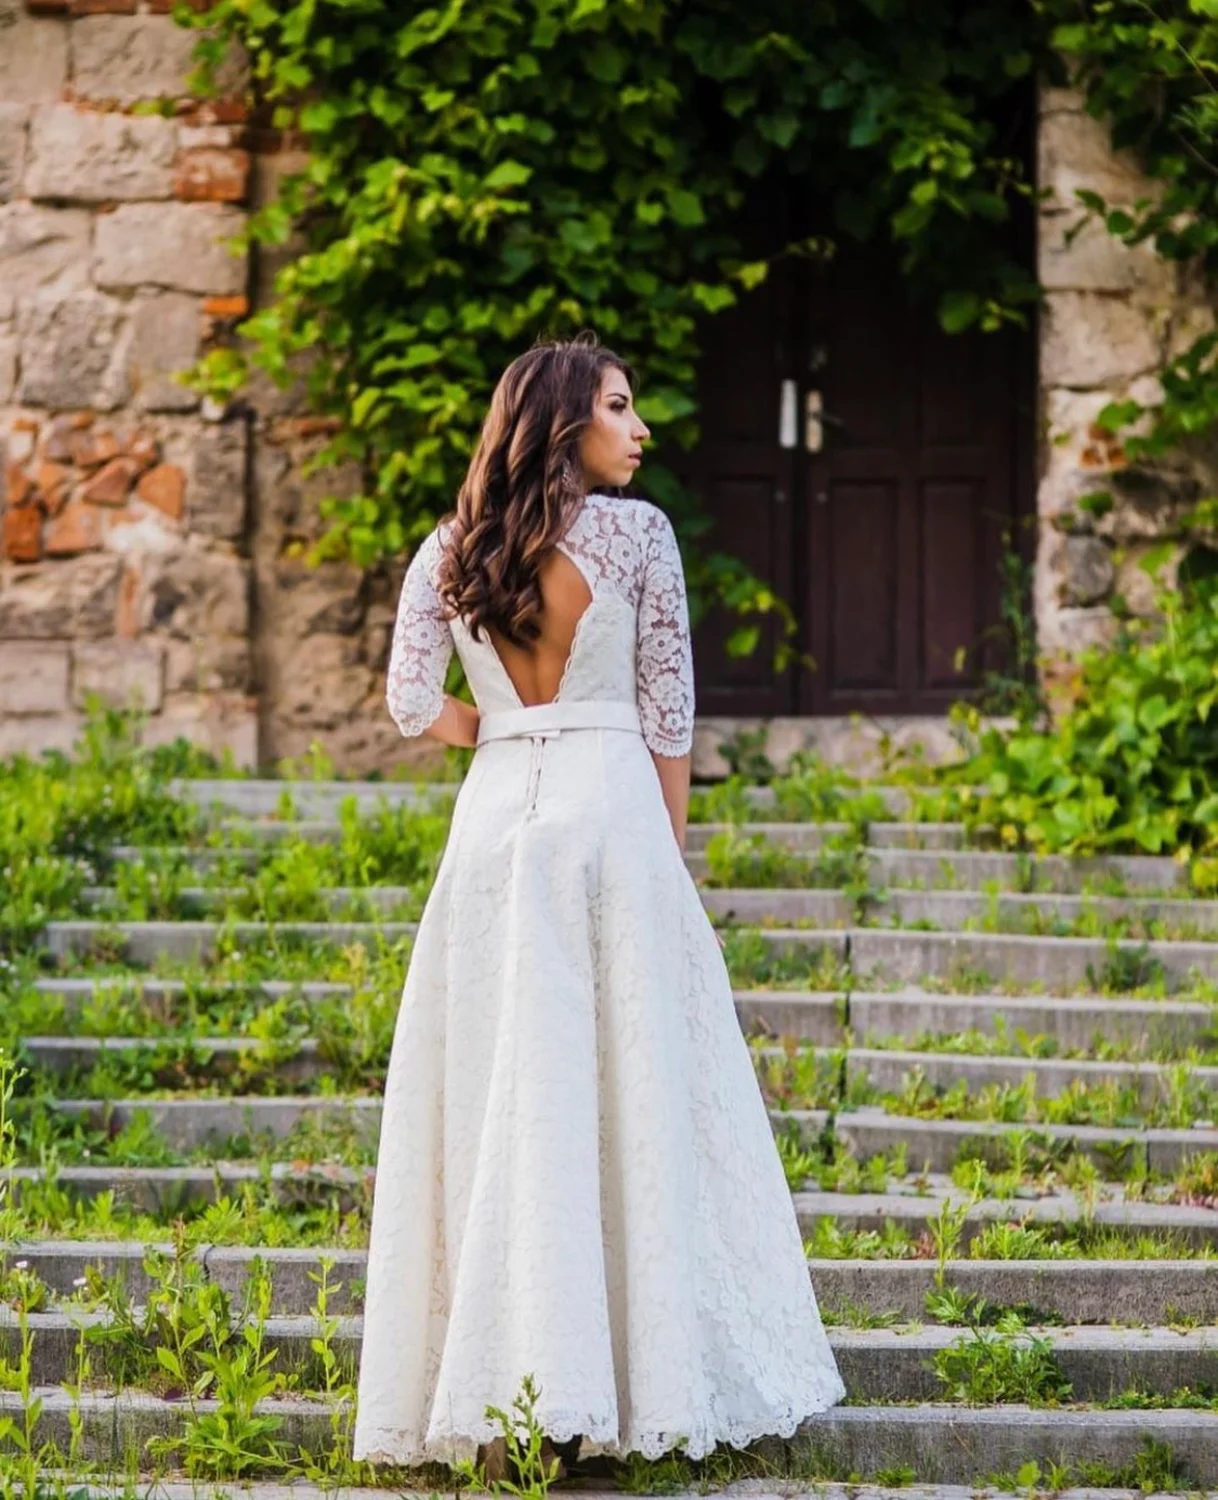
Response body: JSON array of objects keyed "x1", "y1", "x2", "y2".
[{"x1": 476, "y1": 699, "x2": 642, "y2": 746}]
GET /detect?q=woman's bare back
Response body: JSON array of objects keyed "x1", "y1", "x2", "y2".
[{"x1": 485, "y1": 549, "x2": 594, "y2": 707}]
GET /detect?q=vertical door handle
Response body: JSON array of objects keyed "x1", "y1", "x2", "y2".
[
  {"x1": 805, "y1": 390, "x2": 824, "y2": 452},
  {"x1": 778, "y1": 379, "x2": 797, "y2": 449}
]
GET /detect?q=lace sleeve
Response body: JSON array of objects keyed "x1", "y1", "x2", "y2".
[
  {"x1": 636, "y1": 505, "x2": 695, "y2": 756},
  {"x1": 386, "y1": 529, "x2": 454, "y2": 739}
]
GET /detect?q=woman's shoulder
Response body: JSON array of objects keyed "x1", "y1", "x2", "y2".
[{"x1": 584, "y1": 490, "x2": 674, "y2": 539}]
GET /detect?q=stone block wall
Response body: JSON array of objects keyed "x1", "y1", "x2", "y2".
[
  {"x1": 1035, "y1": 85, "x2": 1217, "y2": 668},
  {"x1": 0, "y1": 0, "x2": 421, "y2": 771}
]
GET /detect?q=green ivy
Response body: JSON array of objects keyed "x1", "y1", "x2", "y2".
[
  {"x1": 177, "y1": 0, "x2": 1047, "y2": 657},
  {"x1": 953, "y1": 572, "x2": 1218, "y2": 856}
]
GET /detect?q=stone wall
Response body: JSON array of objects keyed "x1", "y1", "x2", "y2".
[
  {"x1": 1035, "y1": 85, "x2": 1217, "y2": 672},
  {"x1": 0, "y1": 0, "x2": 415, "y2": 772}
]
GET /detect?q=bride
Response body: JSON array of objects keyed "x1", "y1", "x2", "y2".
[{"x1": 352, "y1": 331, "x2": 845, "y2": 1480}]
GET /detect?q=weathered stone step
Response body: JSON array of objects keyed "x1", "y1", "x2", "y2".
[
  {"x1": 168, "y1": 778, "x2": 458, "y2": 818},
  {"x1": 10, "y1": 1242, "x2": 1217, "y2": 1323},
  {"x1": 869, "y1": 848, "x2": 1188, "y2": 895},
  {"x1": 38, "y1": 921, "x2": 868, "y2": 968},
  {"x1": 782, "y1": 1107, "x2": 1218, "y2": 1175},
  {"x1": 849, "y1": 929, "x2": 1218, "y2": 989},
  {"x1": 841, "y1": 991, "x2": 1217, "y2": 1053},
  {"x1": 25, "y1": 1032, "x2": 1215, "y2": 1106},
  {"x1": 13, "y1": 1392, "x2": 1218, "y2": 1483},
  {"x1": 173, "y1": 779, "x2": 924, "y2": 820},
  {"x1": 38, "y1": 919, "x2": 420, "y2": 964},
  {"x1": 28, "y1": 976, "x2": 352, "y2": 1007},
  {"x1": 20, "y1": 1034, "x2": 326, "y2": 1084},
  {"x1": 78, "y1": 883, "x2": 859, "y2": 927},
  {"x1": 33, "y1": 1095, "x2": 1218, "y2": 1175},
  {"x1": 24, "y1": 979, "x2": 1217, "y2": 1059},
  {"x1": 879, "y1": 889, "x2": 1218, "y2": 933},
  {"x1": 6, "y1": 1310, "x2": 1214, "y2": 1403},
  {"x1": 794, "y1": 1187, "x2": 1218, "y2": 1248},
  {"x1": 6, "y1": 1166, "x2": 1213, "y2": 1245},
  {"x1": 787, "y1": 1046, "x2": 1218, "y2": 1103}
]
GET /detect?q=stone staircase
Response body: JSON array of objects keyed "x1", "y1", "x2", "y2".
[{"x1": 3, "y1": 774, "x2": 1218, "y2": 1492}]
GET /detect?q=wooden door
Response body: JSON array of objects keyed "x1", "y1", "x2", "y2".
[{"x1": 681, "y1": 179, "x2": 1033, "y2": 717}]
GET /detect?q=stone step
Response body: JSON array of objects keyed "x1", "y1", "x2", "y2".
[
  {"x1": 27, "y1": 976, "x2": 353, "y2": 1007},
  {"x1": 792, "y1": 1188, "x2": 1218, "y2": 1249},
  {"x1": 6, "y1": 1166, "x2": 1213, "y2": 1245},
  {"x1": 781, "y1": 1107, "x2": 1218, "y2": 1176},
  {"x1": 759, "y1": 1045, "x2": 1218, "y2": 1103},
  {"x1": 63, "y1": 885, "x2": 1218, "y2": 940},
  {"x1": 22, "y1": 978, "x2": 1217, "y2": 1058},
  {"x1": 848, "y1": 929, "x2": 1218, "y2": 989},
  {"x1": 172, "y1": 779, "x2": 924, "y2": 821},
  {"x1": 167, "y1": 778, "x2": 458, "y2": 818},
  {"x1": 78, "y1": 883, "x2": 859, "y2": 927},
  {"x1": 12, "y1": 1392, "x2": 1218, "y2": 1484},
  {"x1": 878, "y1": 890, "x2": 1218, "y2": 934},
  {"x1": 24, "y1": 1033, "x2": 1216, "y2": 1106},
  {"x1": 38, "y1": 919, "x2": 420, "y2": 964},
  {"x1": 9, "y1": 1242, "x2": 1217, "y2": 1323},
  {"x1": 31, "y1": 1095, "x2": 1218, "y2": 1175},
  {"x1": 841, "y1": 991, "x2": 1217, "y2": 1053},
  {"x1": 20, "y1": 1034, "x2": 327, "y2": 1084},
  {"x1": 6, "y1": 1309, "x2": 1215, "y2": 1404},
  {"x1": 868, "y1": 848, "x2": 1188, "y2": 896},
  {"x1": 109, "y1": 838, "x2": 1187, "y2": 900}
]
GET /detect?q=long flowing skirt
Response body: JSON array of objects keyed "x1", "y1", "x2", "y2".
[{"x1": 352, "y1": 725, "x2": 845, "y2": 1465}]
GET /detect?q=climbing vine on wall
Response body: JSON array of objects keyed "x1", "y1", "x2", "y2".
[
  {"x1": 177, "y1": 0, "x2": 1049, "y2": 659},
  {"x1": 176, "y1": 0, "x2": 1218, "y2": 682}
]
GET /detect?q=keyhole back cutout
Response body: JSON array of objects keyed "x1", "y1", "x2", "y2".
[{"x1": 485, "y1": 546, "x2": 595, "y2": 709}]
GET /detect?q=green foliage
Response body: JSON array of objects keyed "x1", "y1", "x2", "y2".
[
  {"x1": 177, "y1": 0, "x2": 1042, "y2": 667},
  {"x1": 953, "y1": 578, "x2": 1218, "y2": 854}
]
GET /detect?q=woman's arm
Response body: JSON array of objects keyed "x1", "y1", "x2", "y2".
[
  {"x1": 652, "y1": 749, "x2": 691, "y2": 853},
  {"x1": 420, "y1": 694, "x2": 480, "y2": 749}
]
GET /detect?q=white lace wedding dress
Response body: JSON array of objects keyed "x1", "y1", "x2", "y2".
[{"x1": 352, "y1": 492, "x2": 845, "y2": 1467}]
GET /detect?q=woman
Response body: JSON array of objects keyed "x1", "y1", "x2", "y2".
[{"x1": 352, "y1": 333, "x2": 845, "y2": 1479}]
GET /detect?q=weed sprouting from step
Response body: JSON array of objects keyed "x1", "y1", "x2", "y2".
[
  {"x1": 993, "y1": 1434, "x2": 1190, "y2": 1494},
  {"x1": 451, "y1": 1372, "x2": 567, "y2": 1497},
  {"x1": 142, "y1": 1235, "x2": 288, "y2": 1479},
  {"x1": 933, "y1": 1314, "x2": 1073, "y2": 1404},
  {"x1": 292, "y1": 1255, "x2": 366, "y2": 1487},
  {"x1": 1087, "y1": 939, "x2": 1167, "y2": 995}
]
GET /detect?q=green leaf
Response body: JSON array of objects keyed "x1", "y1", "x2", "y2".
[
  {"x1": 483, "y1": 160, "x2": 533, "y2": 192},
  {"x1": 939, "y1": 289, "x2": 981, "y2": 333}
]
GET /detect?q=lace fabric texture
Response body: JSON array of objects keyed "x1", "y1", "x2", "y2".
[
  {"x1": 384, "y1": 493, "x2": 696, "y2": 754},
  {"x1": 357, "y1": 494, "x2": 846, "y2": 1466}
]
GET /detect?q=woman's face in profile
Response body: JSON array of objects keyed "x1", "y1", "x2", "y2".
[{"x1": 578, "y1": 368, "x2": 650, "y2": 492}]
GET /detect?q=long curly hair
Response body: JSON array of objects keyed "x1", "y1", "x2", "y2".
[{"x1": 434, "y1": 332, "x2": 636, "y2": 649}]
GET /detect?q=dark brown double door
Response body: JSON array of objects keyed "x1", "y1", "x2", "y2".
[{"x1": 678, "y1": 181, "x2": 1035, "y2": 717}]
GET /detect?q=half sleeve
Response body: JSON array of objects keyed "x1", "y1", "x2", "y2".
[
  {"x1": 636, "y1": 506, "x2": 696, "y2": 756},
  {"x1": 385, "y1": 529, "x2": 454, "y2": 739}
]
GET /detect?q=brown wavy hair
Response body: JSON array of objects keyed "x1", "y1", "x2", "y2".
[{"x1": 433, "y1": 332, "x2": 636, "y2": 649}]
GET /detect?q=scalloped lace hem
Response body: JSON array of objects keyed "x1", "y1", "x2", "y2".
[{"x1": 353, "y1": 1382, "x2": 847, "y2": 1468}]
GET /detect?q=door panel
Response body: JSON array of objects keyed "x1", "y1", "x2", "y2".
[
  {"x1": 800, "y1": 237, "x2": 1026, "y2": 714},
  {"x1": 678, "y1": 173, "x2": 799, "y2": 716},
  {"x1": 826, "y1": 480, "x2": 899, "y2": 692}
]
